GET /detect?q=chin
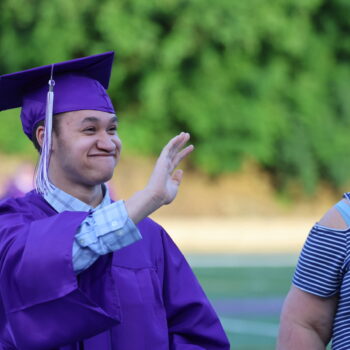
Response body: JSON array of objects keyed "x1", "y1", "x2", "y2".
[
  {"x1": 87, "y1": 172, "x2": 114, "y2": 186},
  {"x1": 82, "y1": 164, "x2": 116, "y2": 184}
]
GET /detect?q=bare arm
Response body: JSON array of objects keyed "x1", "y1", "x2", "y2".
[
  {"x1": 276, "y1": 285, "x2": 337, "y2": 349},
  {"x1": 277, "y1": 206, "x2": 346, "y2": 349},
  {"x1": 125, "y1": 132, "x2": 194, "y2": 223}
]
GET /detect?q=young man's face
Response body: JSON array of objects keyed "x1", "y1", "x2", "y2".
[{"x1": 50, "y1": 109, "x2": 121, "y2": 188}]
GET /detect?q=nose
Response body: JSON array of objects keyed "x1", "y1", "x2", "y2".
[{"x1": 96, "y1": 131, "x2": 121, "y2": 153}]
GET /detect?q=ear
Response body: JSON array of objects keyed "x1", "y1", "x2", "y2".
[{"x1": 36, "y1": 125, "x2": 45, "y2": 148}]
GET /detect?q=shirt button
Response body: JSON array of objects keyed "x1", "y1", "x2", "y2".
[
  {"x1": 79, "y1": 239, "x2": 85, "y2": 245},
  {"x1": 112, "y1": 221, "x2": 118, "y2": 227},
  {"x1": 117, "y1": 231, "x2": 123, "y2": 237}
]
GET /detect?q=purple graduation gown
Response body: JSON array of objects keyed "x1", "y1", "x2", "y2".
[{"x1": 0, "y1": 191, "x2": 230, "y2": 349}]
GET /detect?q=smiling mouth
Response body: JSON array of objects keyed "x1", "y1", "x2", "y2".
[{"x1": 88, "y1": 154, "x2": 116, "y2": 157}]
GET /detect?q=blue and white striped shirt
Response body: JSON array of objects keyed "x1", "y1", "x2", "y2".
[
  {"x1": 43, "y1": 184, "x2": 142, "y2": 274},
  {"x1": 293, "y1": 193, "x2": 350, "y2": 349}
]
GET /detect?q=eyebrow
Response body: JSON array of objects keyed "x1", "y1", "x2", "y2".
[{"x1": 81, "y1": 116, "x2": 118, "y2": 124}]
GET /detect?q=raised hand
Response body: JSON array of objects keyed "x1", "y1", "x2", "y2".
[
  {"x1": 146, "y1": 132, "x2": 194, "y2": 206},
  {"x1": 125, "y1": 132, "x2": 194, "y2": 224}
]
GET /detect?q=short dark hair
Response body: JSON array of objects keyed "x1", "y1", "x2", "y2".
[{"x1": 31, "y1": 115, "x2": 61, "y2": 153}]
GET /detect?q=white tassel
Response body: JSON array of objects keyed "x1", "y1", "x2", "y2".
[{"x1": 35, "y1": 65, "x2": 55, "y2": 195}]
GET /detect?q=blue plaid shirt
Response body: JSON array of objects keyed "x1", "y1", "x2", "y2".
[{"x1": 43, "y1": 184, "x2": 142, "y2": 274}]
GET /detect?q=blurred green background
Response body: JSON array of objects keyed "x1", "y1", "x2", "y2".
[
  {"x1": 1, "y1": 0, "x2": 348, "y2": 348},
  {"x1": 1, "y1": 0, "x2": 350, "y2": 193}
]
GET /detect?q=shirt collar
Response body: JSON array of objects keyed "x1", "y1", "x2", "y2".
[{"x1": 43, "y1": 183, "x2": 111, "y2": 213}]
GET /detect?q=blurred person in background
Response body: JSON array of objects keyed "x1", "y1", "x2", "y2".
[
  {"x1": 0, "y1": 162, "x2": 35, "y2": 200},
  {"x1": 0, "y1": 52, "x2": 230, "y2": 349},
  {"x1": 277, "y1": 195, "x2": 350, "y2": 348}
]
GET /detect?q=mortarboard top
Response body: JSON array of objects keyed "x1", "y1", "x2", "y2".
[
  {"x1": 0, "y1": 51, "x2": 114, "y2": 111},
  {"x1": 0, "y1": 51, "x2": 116, "y2": 139}
]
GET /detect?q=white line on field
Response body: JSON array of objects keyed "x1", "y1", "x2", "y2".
[
  {"x1": 186, "y1": 254, "x2": 298, "y2": 268},
  {"x1": 220, "y1": 317, "x2": 279, "y2": 337}
]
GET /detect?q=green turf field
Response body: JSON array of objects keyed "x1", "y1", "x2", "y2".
[{"x1": 191, "y1": 258, "x2": 296, "y2": 350}]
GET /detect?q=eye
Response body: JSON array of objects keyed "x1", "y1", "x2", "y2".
[
  {"x1": 108, "y1": 126, "x2": 118, "y2": 134},
  {"x1": 83, "y1": 126, "x2": 96, "y2": 134}
]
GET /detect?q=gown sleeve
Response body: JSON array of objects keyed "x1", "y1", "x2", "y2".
[
  {"x1": 0, "y1": 202, "x2": 121, "y2": 350},
  {"x1": 159, "y1": 228, "x2": 230, "y2": 350}
]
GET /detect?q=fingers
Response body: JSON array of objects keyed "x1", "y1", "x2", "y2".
[
  {"x1": 173, "y1": 144, "x2": 194, "y2": 169},
  {"x1": 159, "y1": 132, "x2": 194, "y2": 174},
  {"x1": 172, "y1": 132, "x2": 191, "y2": 156},
  {"x1": 163, "y1": 132, "x2": 191, "y2": 158}
]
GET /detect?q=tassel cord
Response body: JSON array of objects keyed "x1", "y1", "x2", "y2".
[{"x1": 35, "y1": 68, "x2": 55, "y2": 195}]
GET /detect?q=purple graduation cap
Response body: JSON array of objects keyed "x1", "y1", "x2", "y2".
[{"x1": 0, "y1": 51, "x2": 116, "y2": 195}]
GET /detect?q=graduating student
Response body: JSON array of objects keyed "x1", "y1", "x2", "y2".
[{"x1": 0, "y1": 52, "x2": 230, "y2": 350}]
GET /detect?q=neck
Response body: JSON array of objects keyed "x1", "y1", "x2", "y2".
[
  {"x1": 49, "y1": 175, "x2": 104, "y2": 208},
  {"x1": 63, "y1": 183, "x2": 104, "y2": 208}
]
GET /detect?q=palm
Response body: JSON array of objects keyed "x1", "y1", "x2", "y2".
[{"x1": 147, "y1": 133, "x2": 194, "y2": 206}]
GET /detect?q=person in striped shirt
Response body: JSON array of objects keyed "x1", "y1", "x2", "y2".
[{"x1": 277, "y1": 196, "x2": 350, "y2": 349}]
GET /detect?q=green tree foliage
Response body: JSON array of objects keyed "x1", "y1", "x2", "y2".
[{"x1": 1, "y1": 0, "x2": 350, "y2": 192}]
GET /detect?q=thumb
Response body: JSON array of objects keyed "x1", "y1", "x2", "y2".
[{"x1": 172, "y1": 169, "x2": 183, "y2": 185}]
